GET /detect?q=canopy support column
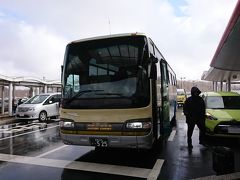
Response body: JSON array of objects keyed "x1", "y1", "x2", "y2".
[{"x1": 8, "y1": 82, "x2": 13, "y2": 116}]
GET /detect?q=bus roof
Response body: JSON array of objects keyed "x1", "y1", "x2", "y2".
[{"x1": 69, "y1": 32, "x2": 147, "y2": 44}]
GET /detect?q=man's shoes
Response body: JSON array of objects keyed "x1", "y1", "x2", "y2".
[
  {"x1": 188, "y1": 144, "x2": 193, "y2": 149},
  {"x1": 188, "y1": 139, "x2": 193, "y2": 149},
  {"x1": 199, "y1": 141, "x2": 207, "y2": 146}
]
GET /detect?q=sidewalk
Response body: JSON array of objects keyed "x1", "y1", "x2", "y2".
[
  {"x1": 159, "y1": 109, "x2": 240, "y2": 179},
  {"x1": 0, "y1": 115, "x2": 17, "y2": 125}
]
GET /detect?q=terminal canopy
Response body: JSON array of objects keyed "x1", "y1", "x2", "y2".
[
  {"x1": 0, "y1": 75, "x2": 60, "y2": 87},
  {"x1": 202, "y1": 1, "x2": 240, "y2": 82}
]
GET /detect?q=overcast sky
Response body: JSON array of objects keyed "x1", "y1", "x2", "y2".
[{"x1": 0, "y1": 0, "x2": 238, "y2": 81}]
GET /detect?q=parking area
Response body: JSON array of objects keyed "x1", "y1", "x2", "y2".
[
  {"x1": 0, "y1": 108, "x2": 239, "y2": 179},
  {"x1": 164, "y1": 108, "x2": 240, "y2": 179}
]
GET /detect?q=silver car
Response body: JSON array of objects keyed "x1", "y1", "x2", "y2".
[{"x1": 15, "y1": 93, "x2": 61, "y2": 122}]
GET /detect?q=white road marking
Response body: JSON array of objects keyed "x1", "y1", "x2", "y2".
[
  {"x1": 0, "y1": 153, "x2": 165, "y2": 178},
  {"x1": 0, "y1": 125, "x2": 59, "y2": 141},
  {"x1": 0, "y1": 123, "x2": 48, "y2": 134},
  {"x1": 191, "y1": 172, "x2": 240, "y2": 180},
  {"x1": 36, "y1": 145, "x2": 69, "y2": 158},
  {"x1": 147, "y1": 159, "x2": 164, "y2": 180},
  {"x1": 168, "y1": 129, "x2": 176, "y2": 141}
]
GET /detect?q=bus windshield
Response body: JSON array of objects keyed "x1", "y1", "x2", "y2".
[{"x1": 62, "y1": 36, "x2": 150, "y2": 109}]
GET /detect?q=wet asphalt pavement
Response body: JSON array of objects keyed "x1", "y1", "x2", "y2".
[{"x1": 0, "y1": 109, "x2": 240, "y2": 180}]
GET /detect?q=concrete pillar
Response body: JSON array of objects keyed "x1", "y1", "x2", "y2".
[
  {"x1": 214, "y1": 82, "x2": 218, "y2": 92},
  {"x1": 12, "y1": 85, "x2": 16, "y2": 114},
  {"x1": 57, "y1": 87, "x2": 61, "y2": 92},
  {"x1": 1, "y1": 86, "x2": 4, "y2": 114},
  {"x1": 35, "y1": 87, "x2": 40, "y2": 95},
  {"x1": 32, "y1": 87, "x2": 35, "y2": 97},
  {"x1": 12, "y1": 85, "x2": 15, "y2": 99},
  {"x1": 227, "y1": 78, "x2": 231, "y2": 92},
  {"x1": 49, "y1": 87, "x2": 53, "y2": 93},
  {"x1": 212, "y1": 82, "x2": 215, "y2": 91},
  {"x1": 44, "y1": 85, "x2": 48, "y2": 93},
  {"x1": 220, "y1": 82, "x2": 223, "y2": 91},
  {"x1": 29, "y1": 87, "x2": 33, "y2": 98},
  {"x1": 8, "y1": 82, "x2": 13, "y2": 116}
]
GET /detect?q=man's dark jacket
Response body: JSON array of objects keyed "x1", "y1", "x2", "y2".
[{"x1": 183, "y1": 87, "x2": 205, "y2": 124}]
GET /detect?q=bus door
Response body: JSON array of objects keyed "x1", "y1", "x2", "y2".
[{"x1": 160, "y1": 60, "x2": 170, "y2": 135}]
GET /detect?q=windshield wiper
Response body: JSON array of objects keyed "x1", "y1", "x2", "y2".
[
  {"x1": 65, "y1": 89, "x2": 104, "y2": 104},
  {"x1": 95, "y1": 92, "x2": 126, "y2": 97}
]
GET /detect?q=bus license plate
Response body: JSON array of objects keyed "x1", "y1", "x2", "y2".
[{"x1": 90, "y1": 138, "x2": 108, "y2": 147}]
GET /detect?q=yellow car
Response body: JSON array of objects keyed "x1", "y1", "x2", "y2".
[
  {"x1": 201, "y1": 91, "x2": 240, "y2": 137},
  {"x1": 177, "y1": 89, "x2": 187, "y2": 107}
]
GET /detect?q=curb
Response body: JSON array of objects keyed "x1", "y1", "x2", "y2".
[{"x1": 0, "y1": 116, "x2": 17, "y2": 125}]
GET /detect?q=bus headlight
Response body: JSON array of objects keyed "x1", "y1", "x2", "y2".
[
  {"x1": 59, "y1": 119, "x2": 75, "y2": 128},
  {"x1": 126, "y1": 119, "x2": 152, "y2": 129},
  {"x1": 126, "y1": 122, "x2": 143, "y2": 129}
]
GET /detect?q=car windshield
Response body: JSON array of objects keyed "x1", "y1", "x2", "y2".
[
  {"x1": 177, "y1": 92, "x2": 185, "y2": 95},
  {"x1": 206, "y1": 96, "x2": 240, "y2": 109},
  {"x1": 25, "y1": 95, "x2": 49, "y2": 104},
  {"x1": 177, "y1": 90, "x2": 185, "y2": 95}
]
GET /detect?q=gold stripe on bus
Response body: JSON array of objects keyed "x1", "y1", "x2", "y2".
[{"x1": 60, "y1": 105, "x2": 152, "y2": 123}]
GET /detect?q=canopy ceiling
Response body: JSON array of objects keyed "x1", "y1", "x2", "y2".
[{"x1": 202, "y1": 0, "x2": 240, "y2": 82}]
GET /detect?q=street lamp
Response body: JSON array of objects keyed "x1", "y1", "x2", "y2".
[{"x1": 180, "y1": 77, "x2": 186, "y2": 89}]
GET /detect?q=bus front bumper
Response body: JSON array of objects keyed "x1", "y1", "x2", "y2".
[{"x1": 60, "y1": 131, "x2": 154, "y2": 149}]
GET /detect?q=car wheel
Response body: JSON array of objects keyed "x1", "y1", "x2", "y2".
[{"x1": 39, "y1": 111, "x2": 48, "y2": 122}]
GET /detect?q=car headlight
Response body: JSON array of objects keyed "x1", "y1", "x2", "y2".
[
  {"x1": 205, "y1": 112, "x2": 218, "y2": 120},
  {"x1": 28, "y1": 107, "x2": 35, "y2": 111},
  {"x1": 59, "y1": 119, "x2": 75, "y2": 128},
  {"x1": 126, "y1": 119, "x2": 152, "y2": 129}
]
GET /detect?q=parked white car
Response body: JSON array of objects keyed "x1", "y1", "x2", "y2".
[{"x1": 15, "y1": 93, "x2": 61, "y2": 122}]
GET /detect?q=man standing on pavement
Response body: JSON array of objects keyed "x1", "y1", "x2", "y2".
[{"x1": 183, "y1": 86, "x2": 206, "y2": 148}]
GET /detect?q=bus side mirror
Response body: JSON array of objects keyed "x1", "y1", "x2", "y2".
[
  {"x1": 61, "y1": 65, "x2": 63, "y2": 82},
  {"x1": 149, "y1": 63, "x2": 157, "y2": 80},
  {"x1": 148, "y1": 56, "x2": 158, "y2": 80}
]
